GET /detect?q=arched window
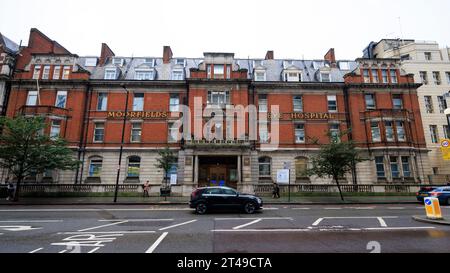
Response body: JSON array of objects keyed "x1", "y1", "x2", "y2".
[
  {"x1": 88, "y1": 156, "x2": 103, "y2": 177},
  {"x1": 258, "y1": 157, "x2": 271, "y2": 177},
  {"x1": 127, "y1": 156, "x2": 141, "y2": 177},
  {"x1": 295, "y1": 157, "x2": 308, "y2": 179}
]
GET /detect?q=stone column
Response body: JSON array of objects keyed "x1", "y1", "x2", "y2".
[
  {"x1": 237, "y1": 155, "x2": 242, "y2": 183},
  {"x1": 194, "y1": 155, "x2": 199, "y2": 185}
]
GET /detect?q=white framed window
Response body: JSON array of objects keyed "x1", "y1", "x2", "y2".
[
  {"x1": 207, "y1": 91, "x2": 229, "y2": 107},
  {"x1": 295, "y1": 123, "x2": 305, "y2": 143},
  {"x1": 171, "y1": 70, "x2": 183, "y2": 80},
  {"x1": 50, "y1": 120, "x2": 61, "y2": 139},
  {"x1": 130, "y1": 123, "x2": 142, "y2": 143},
  {"x1": 401, "y1": 157, "x2": 411, "y2": 177},
  {"x1": 93, "y1": 123, "x2": 105, "y2": 142},
  {"x1": 55, "y1": 91, "x2": 67, "y2": 108},
  {"x1": 321, "y1": 73, "x2": 330, "y2": 82},
  {"x1": 213, "y1": 64, "x2": 224, "y2": 78},
  {"x1": 330, "y1": 124, "x2": 340, "y2": 142},
  {"x1": 365, "y1": 94, "x2": 376, "y2": 109},
  {"x1": 132, "y1": 93, "x2": 144, "y2": 111},
  {"x1": 438, "y1": 96, "x2": 447, "y2": 113},
  {"x1": 371, "y1": 122, "x2": 381, "y2": 142},
  {"x1": 371, "y1": 69, "x2": 379, "y2": 83},
  {"x1": 420, "y1": 71, "x2": 428, "y2": 85},
  {"x1": 424, "y1": 52, "x2": 432, "y2": 61},
  {"x1": 424, "y1": 96, "x2": 434, "y2": 113},
  {"x1": 258, "y1": 94, "x2": 267, "y2": 112},
  {"x1": 26, "y1": 91, "x2": 38, "y2": 106},
  {"x1": 390, "y1": 70, "x2": 398, "y2": 83},
  {"x1": 97, "y1": 93, "x2": 108, "y2": 111},
  {"x1": 429, "y1": 125, "x2": 438, "y2": 143},
  {"x1": 258, "y1": 157, "x2": 271, "y2": 177},
  {"x1": 446, "y1": 72, "x2": 450, "y2": 85},
  {"x1": 112, "y1": 58, "x2": 124, "y2": 66},
  {"x1": 168, "y1": 122, "x2": 179, "y2": 143},
  {"x1": 226, "y1": 65, "x2": 231, "y2": 79},
  {"x1": 127, "y1": 156, "x2": 141, "y2": 177},
  {"x1": 143, "y1": 58, "x2": 155, "y2": 67},
  {"x1": 33, "y1": 65, "x2": 41, "y2": 79},
  {"x1": 175, "y1": 58, "x2": 185, "y2": 66},
  {"x1": 363, "y1": 69, "x2": 370, "y2": 83},
  {"x1": 327, "y1": 95, "x2": 337, "y2": 112},
  {"x1": 259, "y1": 122, "x2": 269, "y2": 143},
  {"x1": 104, "y1": 69, "x2": 117, "y2": 80},
  {"x1": 293, "y1": 96, "x2": 303, "y2": 112},
  {"x1": 339, "y1": 62, "x2": 350, "y2": 70},
  {"x1": 375, "y1": 156, "x2": 385, "y2": 178},
  {"x1": 382, "y1": 69, "x2": 388, "y2": 83},
  {"x1": 255, "y1": 71, "x2": 266, "y2": 81},
  {"x1": 392, "y1": 94, "x2": 403, "y2": 109},
  {"x1": 385, "y1": 121, "x2": 394, "y2": 142},
  {"x1": 390, "y1": 156, "x2": 400, "y2": 178},
  {"x1": 42, "y1": 65, "x2": 50, "y2": 79},
  {"x1": 135, "y1": 70, "x2": 153, "y2": 80},
  {"x1": 396, "y1": 121, "x2": 406, "y2": 141},
  {"x1": 62, "y1": 66, "x2": 71, "y2": 80},
  {"x1": 284, "y1": 72, "x2": 301, "y2": 82},
  {"x1": 207, "y1": 65, "x2": 212, "y2": 79},
  {"x1": 52, "y1": 66, "x2": 61, "y2": 80},
  {"x1": 433, "y1": 71, "x2": 441, "y2": 85},
  {"x1": 169, "y1": 94, "x2": 180, "y2": 112}
]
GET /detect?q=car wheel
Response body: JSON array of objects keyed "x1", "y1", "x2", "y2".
[
  {"x1": 196, "y1": 203, "x2": 207, "y2": 215},
  {"x1": 244, "y1": 202, "x2": 256, "y2": 214}
]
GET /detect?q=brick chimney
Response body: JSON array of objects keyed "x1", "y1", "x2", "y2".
[
  {"x1": 163, "y1": 46, "x2": 173, "y2": 64},
  {"x1": 99, "y1": 43, "x2": 115, "y2": 66},
  {"x1": 265, "y1": 50, "x2": 274, "y2": 60},
  {"x1": 324, "y1": 48, "x2": 336, "y2": 67}
]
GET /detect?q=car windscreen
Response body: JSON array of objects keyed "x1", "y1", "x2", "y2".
[{"x1": 205, "y1": 188, "x2": 222, "y2": 194}]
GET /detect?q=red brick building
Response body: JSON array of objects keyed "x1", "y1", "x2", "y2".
[{"x1": 2, "y1": 29, "x2": 430, "y2": 195}]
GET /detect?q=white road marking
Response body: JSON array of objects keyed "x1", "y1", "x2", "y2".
[
  {"x1": 0, "y1": 220, "x2": 63, "y2": 223},
  {"x1": 215, "y1": 217, "x2": 292, "y2": 221},
  {"x1": 78, "y1": 220, "x2": 128, "y2": 232},
  {"x1": 322, "y1": 216, "x2": 399, "y2": 219},
  {"x1": 364, "y1": 227, "x2": 435, "y2": 231},
  {"x1": 0, "y1": 225, "x2": 42, "y2": 231},
  {"x1": 353, "y1": 207, "x2": 375, "y2": 210},
  {"x1": 388, "y1": 207, "x2": 405, "y2": 210},
  {"x1": 212, "y1": 229, "x2": 311, "y2": 232},
  {"x1": 324, "y1": 208, "x2": 342, "y2": 210},
  {"x1": 292, "y1": 208, "x2": 310, "y2": 210},
  {"x1": 99, "y1": 219, "x2": 173, "y2": 222},
  {"x1": 262, "y1": 208, "x2": 279, "y2": 210},
  {"x1": 29, "y1": 247, "x2": 44, "y2": 253},
  {"x1": 233, "y1": 219, "x2": 262, "y2": 230},
  {"x1": 377, "y1": 217, "x2": 388, "y2": 227},
  {"x1": 59, "y1": 249, "x2": 68, "y2": 253},
  {"x1": 312, "y1": 218, "x2": 324, "y2": 226},
  {"x1": 58, "y1": 231, "x2": 156, "y2": 235},
  {"x1": 158, "y1": 220, "x2": 197, "y2": 231},
  {"x1": 88, "y1": 247, "x2": 100, "y2": 253},
  {"x1": 145, "y1": 232, "x2": 168, "y2": 253}
]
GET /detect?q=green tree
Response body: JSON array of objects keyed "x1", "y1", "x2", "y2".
[
  {"x1": 0, "y1": 116, "x2": 80, "y2": 201},
  {"x1": 154, "y1": 147, "x2": 177, "y2": 189},
  {"x1": 304, "y1": 130, "x2": 367, "y2": 201}
]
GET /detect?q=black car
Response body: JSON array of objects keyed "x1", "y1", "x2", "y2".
[
  {"x1": 189, "y1": 186, "x2": 263, "y2": 214},
  {"x1": 416, "y1": 186, "x2": 437, "y2": 202}
]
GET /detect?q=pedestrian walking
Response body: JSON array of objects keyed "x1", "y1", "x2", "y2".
[
  {"x1": 7, "y1": 181, "x2": 15, "y2": 201},
  {"x1": 272, "y1": 182, "x2": 280, "y2": 199},
  {"x1": 143, "y1": 180, "x2": 150, "y2": 197}
]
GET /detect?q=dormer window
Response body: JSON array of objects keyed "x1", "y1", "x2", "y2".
[
  {"x1": 320, "y1": 72, "x2": 330, "y2": 82},
  {"x1": 112, "y1": 58, "x2": 124, "y2": 66},
  {"x1": 214, "y1": 64, "x2": 224, "y2": 79},
  {"x1": 339, "y1": 62, "x2": 350, "y2": 70},
  {"x1": 171, "y1": 69, "x2": 184, "y2": 80},
  {"x1": 135, "y1": 69, "x2": 153, "y2": 80},
  {"x1": 175, "y1": 58, "x2": 186, "y2": 66},
  {"x1": 283, "y1": 60, "x2": 295, "y2": 69},
  {"x1": 85, "y1": 58, "x2": 98, "y2": 67},
  {"x1": 143, "y1": 58, "x2": 155, "y2": 67},
  {"x1": 284, "y1": 71, "x2": 301, "y2": 82},
  {"x1": 104, "y1": 68, "x2": 118, "y2": 80},
  {"x1": 255, "y1": 71, "x2": 266, "y2": 81},
  {"x1": 33, "y1": 65, "x2": 41, "y2": 79},
  {"x1": 253, "y1": 60, "x2": 264, "y2": 67}
]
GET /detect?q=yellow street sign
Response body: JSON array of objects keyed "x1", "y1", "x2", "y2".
[{"x1": 440, "y1": 139, "x2": 450, "y2": 161}]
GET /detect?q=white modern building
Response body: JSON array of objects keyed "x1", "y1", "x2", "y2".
[{"x1": 365, "y1": 39, "x2": 450, "y2": 183}]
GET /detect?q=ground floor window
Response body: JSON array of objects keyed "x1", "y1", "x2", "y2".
[
  {"x1": 375, "y1": 156, "x2": 385, "y2": 178},
  {"x1": 401, "y1": 156, "x2": 411, "y2": 177},
  {"x1": 258, "y1": 157, "x2": 271, "y2": 178},
  {"x1": 127, "y1": 156, "x2": 141, "y2": 177},
  {"x1": 390, "y1": 156, "x2": 400, "y2": 178},
  {"x1": 89, "y1": 157, "x2": 103, "y2": 177},
  {"x1": 295, "y1": 157, "x2": 308, "y2": 179}
]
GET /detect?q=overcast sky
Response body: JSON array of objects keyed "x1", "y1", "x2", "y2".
[{"x1": 1, "y1": 0, "x2": 450, "y2": 60}]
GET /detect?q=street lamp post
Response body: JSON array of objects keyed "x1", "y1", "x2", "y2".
[{"x1": 114, "y1": 84, "x2": 130, "y2": 203}]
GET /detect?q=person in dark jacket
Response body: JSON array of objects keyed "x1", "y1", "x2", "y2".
[
  {"x1": 7, "y1": 181, "x2": 15, "y2": 201},
  {"x1": 272, "y1": 182, "x2": 280, "y2": 199}
]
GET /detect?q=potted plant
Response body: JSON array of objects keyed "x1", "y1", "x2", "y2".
[{"x1": 155, "y1": 147, "x2": 177, "y2": 197}]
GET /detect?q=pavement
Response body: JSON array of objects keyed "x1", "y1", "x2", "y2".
[
  {"x1": 0, "y1": 203, "x2": 450, "y2": 253},
  {"x1": 0, "y1": 195, "x2": 419, "y2": 206}
]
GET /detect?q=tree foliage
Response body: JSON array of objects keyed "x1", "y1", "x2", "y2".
[
  {"x1": 304, "y1": 129, "x2": 367, "y2": 201},
  {"x1": 0, "y1": 116, "x2": 80, "y2": 201},
  {"x1": 154, "y1": 147, "x2": 177, "y2": 187}
]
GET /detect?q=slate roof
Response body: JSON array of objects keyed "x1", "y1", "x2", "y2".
[{"x1": 0, "y1": 33, "x2": 19, "y2": 54}]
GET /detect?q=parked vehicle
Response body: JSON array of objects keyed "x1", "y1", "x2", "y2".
[
  {"x1": 189, "y1": 186, "x2": 263, "y2": 214},
  {"x1": 416, "y1": 186, "x2": 437, "y2": 202},
  {"x1": 428, "y1": 187, "x2": 450, "y2": 205}
]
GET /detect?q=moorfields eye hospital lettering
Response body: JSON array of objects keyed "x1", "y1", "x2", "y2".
[{"x1": 107, "y1": 111, "x2": 168, "y2": 119}]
